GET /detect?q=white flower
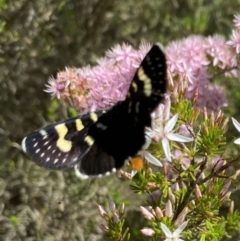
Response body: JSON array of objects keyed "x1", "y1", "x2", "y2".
[
  {"x1": 146, "y1": 97, "x2": 193, "y2": 161},
  {"x1": 231, "y1": 117, "x2": 240, "y2": 144},
  {"x1": 161, "y1": 221, "x2": 188, "y2": 241}
]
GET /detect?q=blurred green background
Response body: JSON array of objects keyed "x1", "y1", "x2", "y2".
[{"x1": 0, "y1": 1, "x2": 239, "y2": 240}]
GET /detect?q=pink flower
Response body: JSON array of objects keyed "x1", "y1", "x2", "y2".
[
  {"x1": 181, "y1": 35, "x2": 209, "y2": 68},
  {"x1": 166, "y1": 41, "x2": 184, "y2": 73},
  {"x1": 186, "y1": 67, "x2": 210, "y2": 99},
  {"x1": 204, "y1": 35, "x2": 225, "y2": 66},
  {"x1": 46, "y1": 44, "x2": 152, "y2": 114},
  {"x1": 233, "y1": 14, "x2": 240, "y2": 28},
  {"x1": 45, "y1": 77, "x2": 65, "y2": 99},
  {"x1": 202, "y1": 85, "x2": 228, "y2": 112},
  {"x1": 138, "y1": 42, "x2": 152, "y2": 60},
  {"x1": 166, "y1": 34, "x2": 231, "y2": 113},
  {"x1": 106, "y1": 43, "x2": 139, "y2": 67},
  {"x1": 227, "y1": 30, "x2": 240, "y2": 54}
]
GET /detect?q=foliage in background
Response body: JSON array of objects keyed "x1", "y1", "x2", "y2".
[{"x1": 1, "y1": 0, "x2": 240, "y2": 240}]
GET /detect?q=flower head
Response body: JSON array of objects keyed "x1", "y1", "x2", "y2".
[
  {"x1": 227, "y1": 30, "x2": 240, "y2": 54},
  {"x1": 233, "y1": 14, "x2": 240, "y2": 28},
  {"x1": 45, "y1": 77, "x2": 65, "y2": 99},
  {"x1": 45, "y1": 44, "x2": 152, "y2": 114},
  {"x1": 161, "y1": 221, "x2": 188, "y2": 241},
  {"x1": 146, "y1": 98, "x2": 193, "y2": 161}
]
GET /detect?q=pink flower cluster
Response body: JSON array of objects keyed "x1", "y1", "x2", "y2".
[
  {"x1": 45, "y1": 43, "x2": 151, "y2": 114},
  {"x1": 166, "y1": 33, "x2": 238, "y2": 112},
  {"x1": 45, "y1": 15, "x2": 240, "y2": 114},
  {"x1": 227, "y1": 14, "x2": 240, "y2": 54}
]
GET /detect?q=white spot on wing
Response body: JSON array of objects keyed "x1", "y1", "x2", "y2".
[
  {"x1": 44, "y1": 141, "x2": 49, "y2": 146},
  {"x1": 54, "y1": 159, "x2": 59, "y2": 163},
  {"x1": 21, "y1": 137, "x2": 27, "y2": 153},
  {"x1": 74, "y1": 165, "x2": 89, "y2": 180},
  {"x1": 39, "y1": 129, "x2": 47, "y2": 136},
  {"x1": 40, "y1": 153, "x2": 45, "y2": 157},
  {"x1": 73, "y1": 157, "x2": 78, "y2": 162},
  {"x1": 39, "y1": 129, "x2": 48, "y2": 139},
  {"x1": 33, "y1": 142, "x2": 38, "y2": 148},
  {"x1": 36, "y1": 149, "x2": 40, "y2": 153},
  {"x1": 46, "y1": 157, "x2": 50, "y2": 162}
]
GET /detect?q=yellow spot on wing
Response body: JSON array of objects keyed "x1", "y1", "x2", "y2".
[
  {"x1": 55, "y1": 124, "x2": 72, "y2": 152},
  {"x1": 75, "y1": 119, "x2": 84, "y2": 131},
  {"x1": 84, "y1": 135, "x2": 94, "y2": 146},
  {"x1": 132, "y1": 82, "x2": 138, "y2": 92},
  {"x1": 138, "y1": 67, "x2": 150, "y2": 82},
  {"x1": 90, "y1": 112, "x2": 98, "y2": 122},
  {"x1": 137, "y1": 67, "x2": 152, "y2": 96}
]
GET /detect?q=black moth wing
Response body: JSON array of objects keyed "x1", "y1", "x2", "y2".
[
  {"x1": 21, "y1": 111, "x2": 104, "y2": 169},
  {"x1": 75, "y1": 101, "x2": 147, "y2": 177},
  {"x1": 127, "y1": 43, "x2": 167, "y2": 117},
  {"x1": 75, "y1": 43, "x2": 167, "y2": 177}
]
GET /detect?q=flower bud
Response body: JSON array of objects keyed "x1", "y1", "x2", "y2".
[
  {"x1": 195, "y1": 184, "x2": 202, "y2": 200},
  {"x1": 108, "y1": 196, "x2": 116, "y2": 213},
  {"x1": 97, "y1": 204, "x2": 109, "y2": 221},
  {"x1": 229, "y1": 201, "x2": 234, "y2": 214},
  {"x1": 119, "y1": 202, "x2": 125, "y2": 217},
  {"x1": 140, "y1": 206, "x2": 155, "y2": 221},
  {"x1": 141, "y1": 228, "x2": 155, "y2": 236},
  {"x1": 155, "y1": 207, "x2": 163, "y2": 220},
  {"x1": 165, "y1": 200, "x2": 173, "y2": 218},
  {"x1": 168, "y1": 187, "x2": 176, "y2": 203},
  {"x1": 99, "y1": 224, "x2": 109, "y2": 232},
  {"x1": 220, "y1": 191, "x2": 231, "y2": 203},
  {"x1": 113, "y1": 213, "x2": 120, "y2": 223},
  {"x1": 174, "y1": 207, "x2": 188, "y2": 226},
  {"x1": 220, "y1": 180, "x2": 231, "y2": 197}
]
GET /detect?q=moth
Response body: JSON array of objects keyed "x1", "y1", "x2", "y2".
[{"x1": 22, "y1": 43, "x2": 167, "y2": 178}]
